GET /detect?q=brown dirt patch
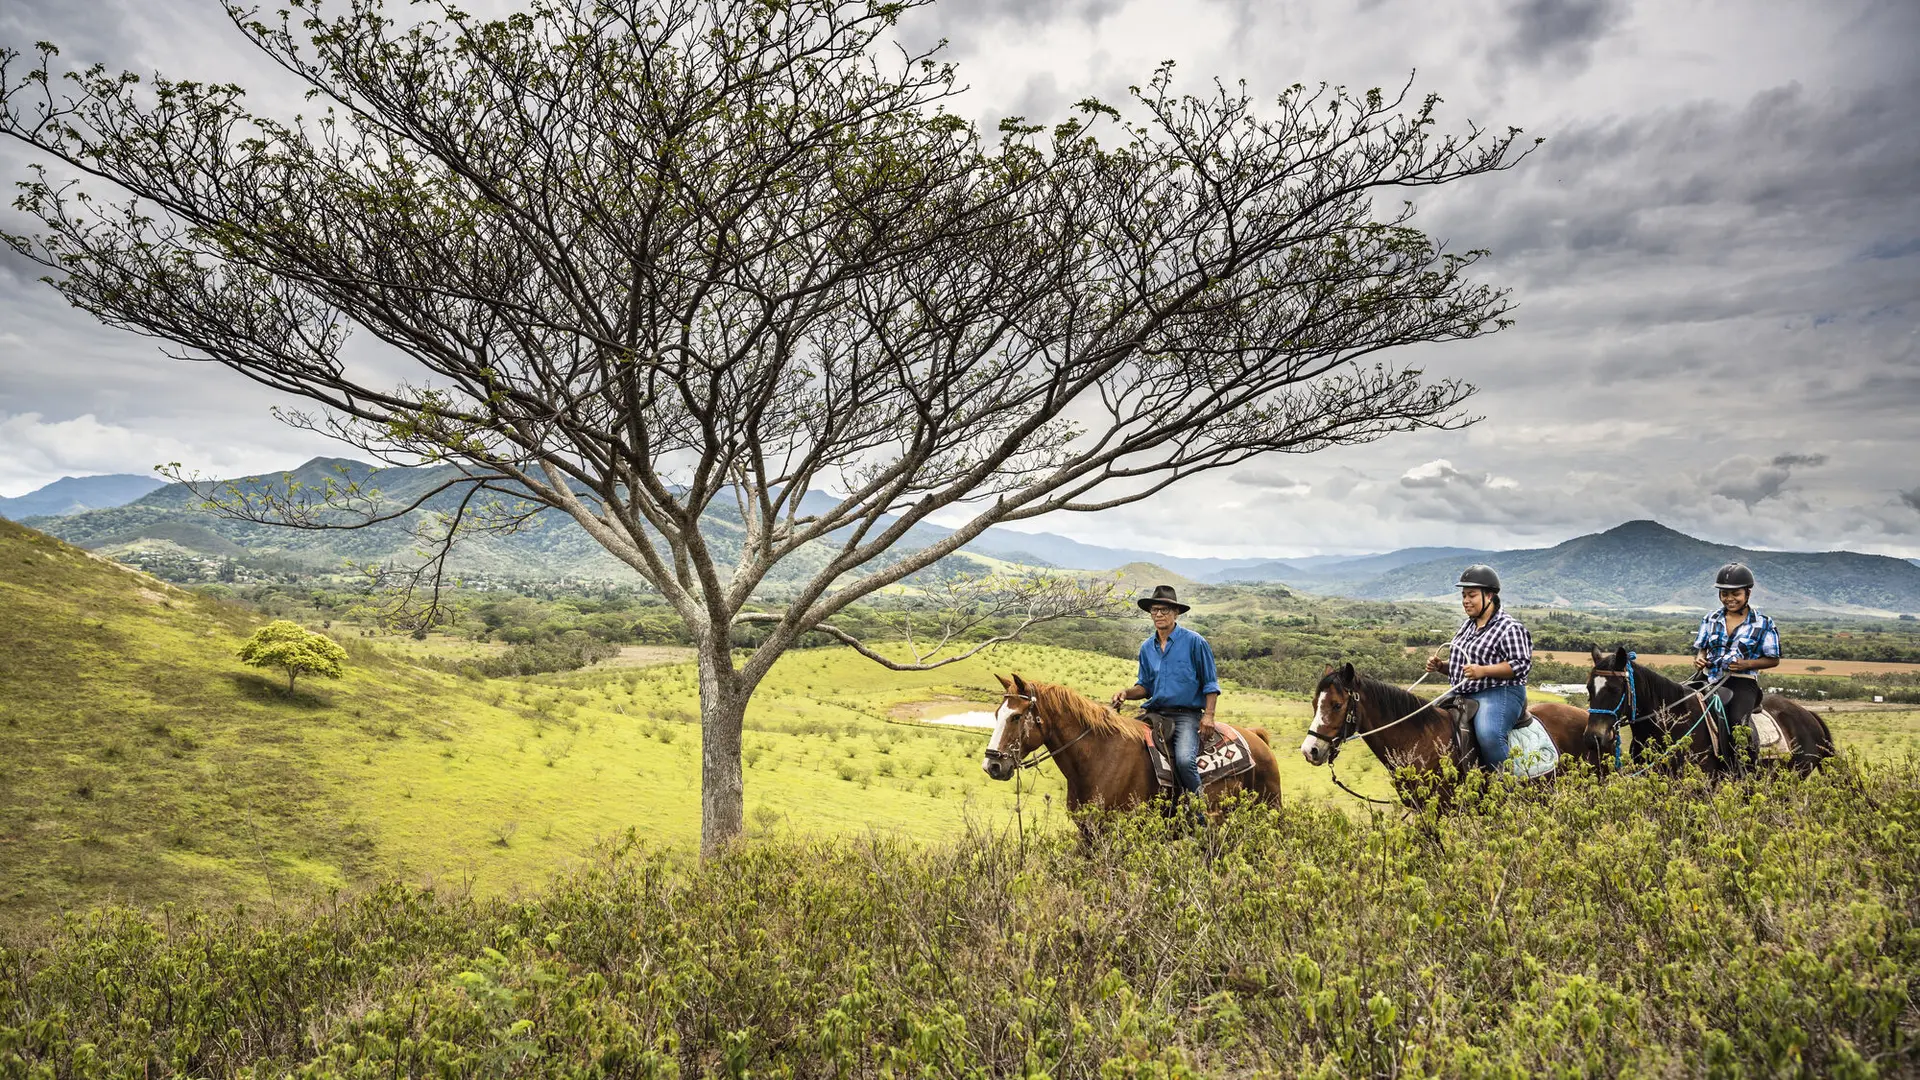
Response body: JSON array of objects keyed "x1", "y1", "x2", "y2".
[
  {"x1": 604, "y1": 645, "x2": 698, "y2": 668},
  {"x1": 888, "y1": 695, "x2": 995, "y2": 721},
  {"x1": 1533, "y1": 650, "x2": 1920, "y2": 677}
]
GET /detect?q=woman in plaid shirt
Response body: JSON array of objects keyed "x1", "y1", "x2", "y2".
[
  {"x1": 1424, "y1": 564, "x2": 1532, "y2": 773},
  {"x1": 1691, "y1": 562, "x2": 1780, "y2": 769}
]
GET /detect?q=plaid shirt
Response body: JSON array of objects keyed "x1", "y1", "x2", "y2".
[
  {"x1": 1692, "y1": 608, "x2": 1781, "y2": 681},
  {"x1": 1447, "y1": 610, "x2": 1533, "y2": 694}
]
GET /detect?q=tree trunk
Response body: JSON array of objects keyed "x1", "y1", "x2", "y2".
[
  {"x1": 287, "y1": 669, "x2": 296, "y2": 694},
  {"x1": 696, "y1": 639, "x2": 747, "y2": 856}
]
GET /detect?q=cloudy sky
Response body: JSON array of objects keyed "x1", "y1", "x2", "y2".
[{"x1": 1, "y1": 0, "x2": 1915, "y2": 559}]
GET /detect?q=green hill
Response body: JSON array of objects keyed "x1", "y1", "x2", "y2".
[
  {"x1": 28, "y1": 457, "x2": 1023, "y2": 586},
  {"x1": 0, "y1": 520, "x2": 1342, "y2": 923}
]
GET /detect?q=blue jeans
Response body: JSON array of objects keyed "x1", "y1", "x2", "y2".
[
  {"x1": 1466, "y1": 683, "x2": 1528, "y2": 770},
  {"x1": 1161, "y1": 708, "x2": 1205, "y2": 797}
]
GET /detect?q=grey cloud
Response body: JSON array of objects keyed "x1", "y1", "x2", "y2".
[
  {"x1": 1902, "y1": 490, "x2": 1920, "y2": 513},
  {"x1": 1498, "y1": 0, "x2": 1627, "y2": 70},
  {"x1": 1707, "y1": 454, "x2": 1825, "y2": 510},
  {"x1": 1229, "y1": 468, "x2": 1307, "y2": 491}
]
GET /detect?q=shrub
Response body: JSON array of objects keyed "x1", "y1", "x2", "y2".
[{"x1": 1, "y1": 764, "x2": 1915, "y2": 1077}]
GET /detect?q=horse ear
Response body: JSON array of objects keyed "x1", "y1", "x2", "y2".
[
  {"x1": 1590, "y1": 646, "x2": 1603, "y2": 666},
  {"x1": 1613, "y1": 645, "x2": 1629, "y2": 668},
  {"x1": 995, "y1": 673, "x2": 1012, "y2": 690},
  {"x1": 1012, "y1": 673, "x2": 1032, "y2": 697},
  {"x1": 1340, "y1": 662, "x2": 1356, "y2": 685}
]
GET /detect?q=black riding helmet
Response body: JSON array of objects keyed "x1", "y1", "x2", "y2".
[
  {"x1": 1714, "y1": 562, "x2": 1756, "y2": 590},
  {"x1": 1455, "y1": 564, "x2": 1501, "y2": 592}
]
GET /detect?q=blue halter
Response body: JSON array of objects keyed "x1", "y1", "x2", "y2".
[{"x1": 1586, "y1": 651, "x2": 1637, "y2": 769}]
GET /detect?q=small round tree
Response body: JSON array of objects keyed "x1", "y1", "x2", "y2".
[{"x1": 238, "y1": 620, "x2": 348, "y2": 694}]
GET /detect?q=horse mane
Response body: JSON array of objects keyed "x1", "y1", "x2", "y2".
[
  {"x1": 1631, "y1": 661, "x2": 1697, "y2": 704},
  {"x1": 1355, "y1": 676, "x2": 1436, "y2": 728},
  {"x1": 1032, "y1": 681, "x2": 1141, "y2": 736}
]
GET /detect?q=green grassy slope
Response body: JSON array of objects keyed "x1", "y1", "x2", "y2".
[{"x1": 0, "y1": 520, "x2": 1360, "y2": 923}]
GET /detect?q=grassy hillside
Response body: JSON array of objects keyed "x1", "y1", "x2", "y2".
[{"x1": 0, "y1": 521, "x2": 1369, "y2": 924}]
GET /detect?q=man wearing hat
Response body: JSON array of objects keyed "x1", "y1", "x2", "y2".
[{"x1": 1111, "y1": 585, "x2": 1219, "y2": 820}]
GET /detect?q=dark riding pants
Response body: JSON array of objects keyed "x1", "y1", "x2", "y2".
[{"x1": 1690, "y1": 676, "x2": 1762, "y2": 765}]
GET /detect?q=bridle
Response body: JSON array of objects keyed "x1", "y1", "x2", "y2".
[
  {"x1": 1303, "y1": 678, "x2": 1453, "y2": 807},
  {"x1": 1588, "y1": 654, "x2": 1725, "y2": 769},
  {"x1": 1302, "y1": 687, "x2": 1362, "y2": 763},
  {"x1": 1587, "y1": 652, "x2": 1639, "y2": 769},
  {"x1": 982, "y1": 692, "x2": 1093, "y2": 772}
]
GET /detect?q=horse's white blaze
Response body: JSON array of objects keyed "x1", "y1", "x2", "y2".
[
  {"x1": 988, "y1": 700, "x2": 1017, "y2": 752},
  {"x1": 1301, "y1": 691, "x2": 1333, "y2": 762}
]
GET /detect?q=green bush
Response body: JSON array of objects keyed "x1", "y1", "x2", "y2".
[{"x1": 2, "y1": 763, "x2": 1915, "y2": 1077}]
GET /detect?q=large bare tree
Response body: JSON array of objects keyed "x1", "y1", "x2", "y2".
[{"x1": 2, "y1": 0, "x2": 1534, "y2": 850}]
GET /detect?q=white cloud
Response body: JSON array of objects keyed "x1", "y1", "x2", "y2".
[
  {"x1": 1399, "y1": 459, "x2": 1521, "y2": 491},
  {"x1": 0, "y1": 412, "x2": 334, "y2": 497}
]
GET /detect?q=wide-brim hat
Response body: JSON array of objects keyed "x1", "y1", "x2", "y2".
[{"x1": 1137, "y1": 584, "x2": 1190, "y2": 613}]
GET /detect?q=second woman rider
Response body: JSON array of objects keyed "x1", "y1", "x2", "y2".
[{"x1": 1425, "y1": 564, "x2": 1534, "y2": 774}]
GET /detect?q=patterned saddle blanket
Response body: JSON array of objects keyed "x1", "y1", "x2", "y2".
[{"x1": 1139, "y1": 718, "x2": 1256, "y2": 791}]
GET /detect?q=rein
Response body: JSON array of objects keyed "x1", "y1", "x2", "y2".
[
  {"x1": 984, "y1": 692, "x2": 1096, "y2": 772},
  {"x1": 1306, "y1": 671, "x2": 1467, "y2": 806},
  {"x1": 1589, "y1": 658, "x2": 1728, "y2": 774}
]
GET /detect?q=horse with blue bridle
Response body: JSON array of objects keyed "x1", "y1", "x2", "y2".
[{"x1": 1584, "y1": 646, "x2": 1834, "y2": 776}]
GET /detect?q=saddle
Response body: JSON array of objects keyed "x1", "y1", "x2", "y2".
[
  {"x1": 1431, "y1": 693, "x2": 1553, "y2": 778},
  {"x1": 1138, "y1": 711, "x2": 1255, "y2": 792}
]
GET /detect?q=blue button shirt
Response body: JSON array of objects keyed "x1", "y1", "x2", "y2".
[{"x1": 1136, "y1": 625, "x2": 1220, "y2": 711}]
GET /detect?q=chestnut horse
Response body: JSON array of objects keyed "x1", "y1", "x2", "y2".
[
  {"x1": 979, "y1": 674, "x2": 1283, "y2": 823},
  {"x1": 1584, "y1": 646, "x2": 1834, "y2": 776},
  {"x1": 1299, "y1": 663, "x2": 1602, "y2": 806}
]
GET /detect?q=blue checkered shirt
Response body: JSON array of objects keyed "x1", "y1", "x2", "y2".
[
  {"x1": 1447, "y1": 610, "x2": 1533, "y2": 694},
  {"x1": 1691, "y1": 608, "x2": 1780, "y2": 681}
]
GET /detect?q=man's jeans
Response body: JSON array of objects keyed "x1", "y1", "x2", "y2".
[
  {"x1": 1466, "y1": 683, "x2": 1528, "y2": 770},
  {"x1": 1161, "y1": 707, "x2": 1205, "y2": 798}
]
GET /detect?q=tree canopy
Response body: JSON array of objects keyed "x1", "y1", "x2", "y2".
[
  {"x1": 237, "y1": 619, "x2": 350, "y2": 693},
  {"x1": 2, "y1": 0, "x2": 1535, "y2": 849}
]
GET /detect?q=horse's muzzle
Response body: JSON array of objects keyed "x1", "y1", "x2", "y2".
[
  {"x1": 981, "y1": 755, "x2": 1015, "y2": 782},
  {"x1": 1300, "y1": 733, "x2": 1331, "y2": 767}
]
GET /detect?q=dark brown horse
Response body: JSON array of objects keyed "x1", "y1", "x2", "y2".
[
  {"x1": 1584, "y1": 646, "x2": 1834, "y2": 776},
  {"x1": 1299, "y1": 663, "x2": 1602, "y2": 806},
  {"x1": 979, "y1": 674, "x2": 1283, "y2": 822}
]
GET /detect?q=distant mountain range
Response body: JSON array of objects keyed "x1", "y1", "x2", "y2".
[
  {"x1": 1338, "y1": 520, "x2": 1920, "y2": 616},
  {"x1": 17, "y1": 460, "x2": 1920, "y2": 614},
  {"x1": 0, "y1": 474, "x2": 165, "y2": 519}
]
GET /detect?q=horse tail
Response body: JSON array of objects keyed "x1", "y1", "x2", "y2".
[
  {"x1": 1244, "y1": 726, "x2": 1273, "y2": 747},
  {"x1": 1805, "y1": 706, "x2": 1837, "y2": 761}
]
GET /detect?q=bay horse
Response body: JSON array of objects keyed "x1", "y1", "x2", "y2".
[
  {"x1": 979, "y1": 674, "x2": 1283, "y2": 826},
  {"x1": 1584, "y1": 646, "x2": 1834, "y2": 776},
  {"x1": 1299, "y1": 663, "x2": 1601, "y2": 806}
]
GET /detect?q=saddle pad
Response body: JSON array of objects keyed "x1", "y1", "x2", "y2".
[
  {"x1": 1504, "y1": 714, "x2": 1560, "y2": 780},
  {"x1": 1750, "y1": 708, "x2": 1793, "y2": 760},
  {"x1": 1144, "y1": 723, "x2": 1256, "y2": 790}
]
